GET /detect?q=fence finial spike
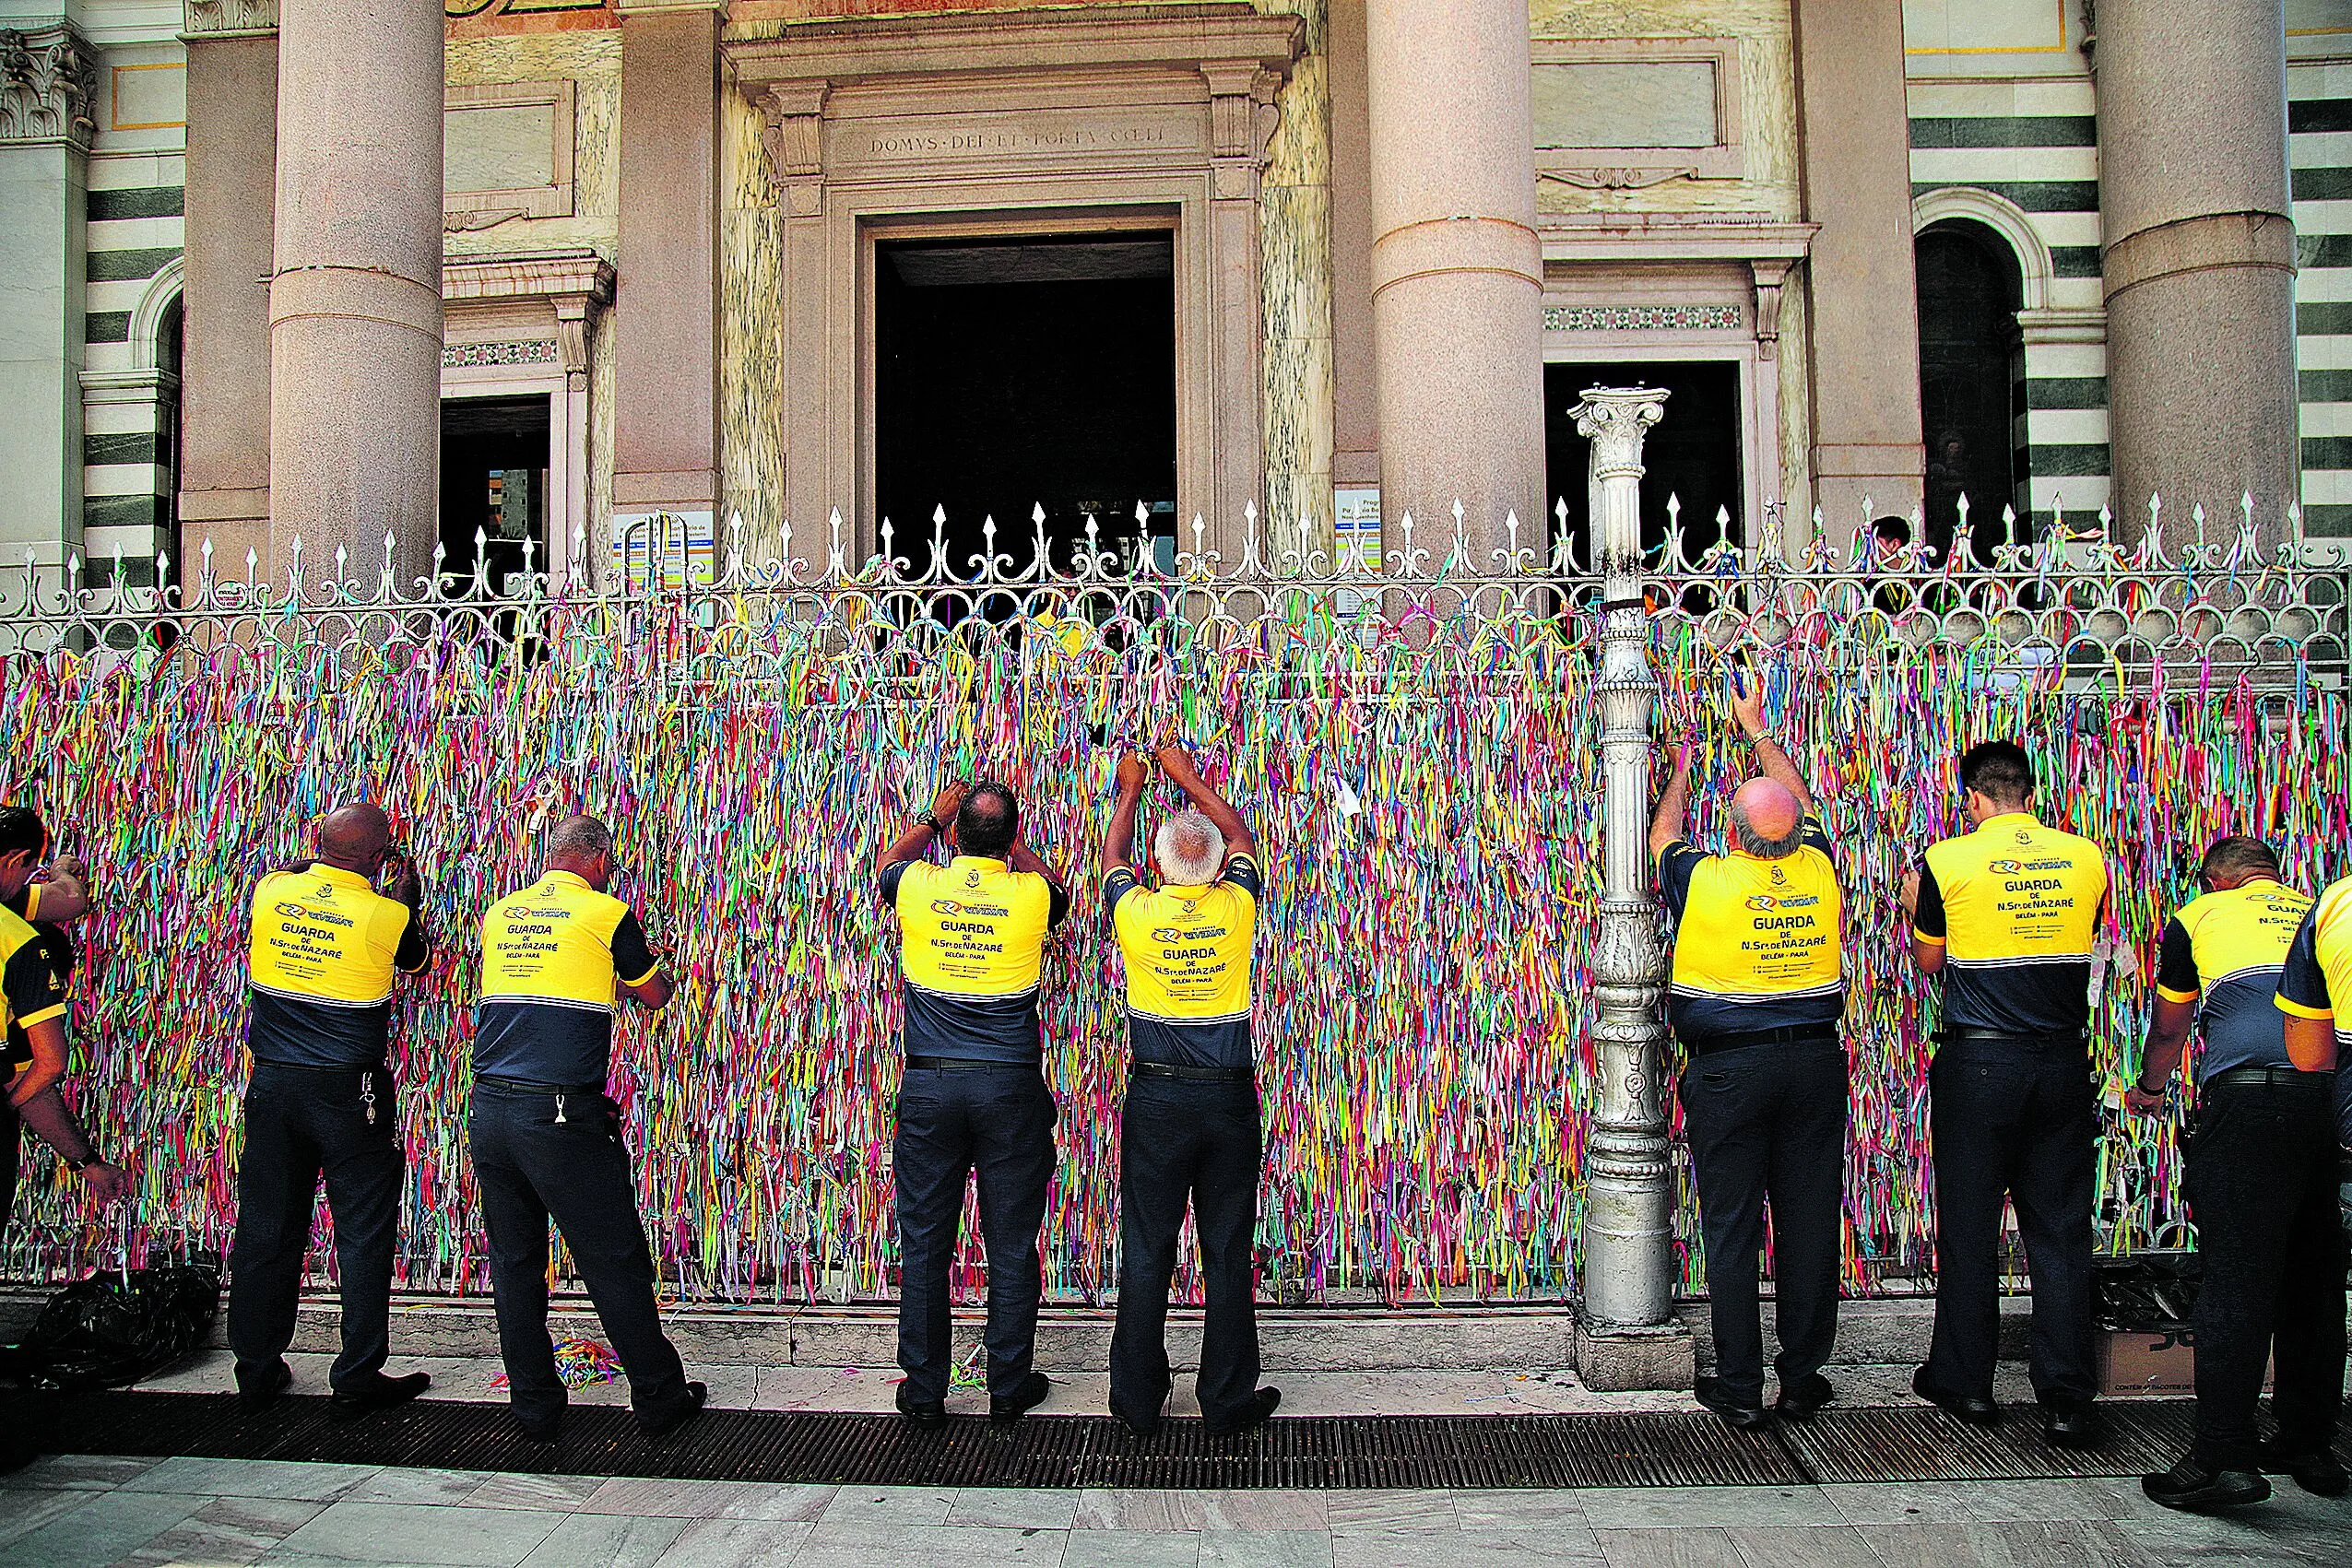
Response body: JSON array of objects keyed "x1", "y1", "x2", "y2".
[{"x1": 1134, "y1": 500, "x2": 1149, "y2": 527}]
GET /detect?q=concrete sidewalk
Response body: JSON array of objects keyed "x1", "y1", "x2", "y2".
[{"x1": 3, "y1": 1449, "x2": 2345, "y2": 1567}]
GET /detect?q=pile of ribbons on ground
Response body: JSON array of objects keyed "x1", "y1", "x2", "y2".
[{"x1": 0, "y1": 598, "x2": 2343, "y2": 1305}]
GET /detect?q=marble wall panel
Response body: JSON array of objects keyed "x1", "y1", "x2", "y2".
[
  {"x1": 718, "y1": 79, "x2": 789, "y2": 559},
  {"x1": 1259, "y1": 0, "x2": 1333, "y2": 549},
  {"x1": 1527, "y1": 0, "x2": 1801, "y2": 220},
  {"x1": 443, "y1": 31, "x2": 621, "y2": 254}
]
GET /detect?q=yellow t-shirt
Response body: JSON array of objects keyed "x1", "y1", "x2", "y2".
[
  {"x1": 1913, "y1": 812, "x2": 2109, "y2": 1037},
  {"x1": 245, "y1": 864, "x2": 427, "y2": 1067},
  {"x1": 880, "y1": 855, "x2": 1067, "y2": 1062},
  {"x1": 1656, "y1": 816, "x2": 1843, "y2": 1045},
  {"x1": 1105, "y1": 854, "x2": 1262, "y2": 1068},
  {"x1": 474, "y1": 869, "x2": 661, "y2": 1086}
]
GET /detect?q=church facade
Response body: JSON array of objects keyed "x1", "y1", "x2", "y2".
[{"x1": 1, "y1": 0, "x2": 2343, "y2": 595}]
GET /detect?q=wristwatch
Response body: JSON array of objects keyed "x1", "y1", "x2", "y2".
[{"x1": 916, "y1": 811, "x2": 943, "y2": 831}]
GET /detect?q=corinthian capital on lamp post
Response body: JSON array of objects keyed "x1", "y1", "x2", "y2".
[{"x1": 1569, "y1": 385, "x2": 1694, "y2": 1391}]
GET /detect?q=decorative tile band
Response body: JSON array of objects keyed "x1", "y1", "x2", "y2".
[
  {"x1": 1545, "y1": 304, "x2": 1743, "y2": 333},
  {"x1": 443, "y1": 339, "x2": 561, "y2": 369}
]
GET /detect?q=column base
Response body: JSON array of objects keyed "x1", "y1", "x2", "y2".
[{"x1": 1572, "y1": 1307, "x2": 1695, "y2": 1393}]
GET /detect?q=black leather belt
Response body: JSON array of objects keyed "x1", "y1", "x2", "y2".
[
  {"x1": 1935, "y1": 1027, "x2": 2089, "y2": 1048},
  {"x1": 1682, "y1": 1025, "x2": 1839, "y2": 1056},
  {"x1": 475, "y1": 1076, "x2": 604, "y2": 1096},
  {"x1": 1132, "y1": 1061, "x2": 1254, "y2": 1083},
  {"x1": 2205, "y1": 1065, "x2": 2326, "y2": 1089},
  {"x1": 904, "y1": 1056, "x2": 1034, "y2": 1072},
  {"x1": 251, "y1": 1059, "x2": 389, "y2": 1077}
]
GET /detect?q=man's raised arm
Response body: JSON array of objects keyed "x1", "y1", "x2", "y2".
[
  {"x1": 1155, "y1": 745, "x2": 1256, "y2": 859},
  {"x1": 1105, "y1": 753, "x2": 1150, "y2": 877},
  {"x1": 1649, "y1": 737, "x2": 1694, "y2": 861},
  {"x1": 1729, "y1": 678, "x2": 1814, "y2": 819}
]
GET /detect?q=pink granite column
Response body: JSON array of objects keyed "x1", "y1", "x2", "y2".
[
  {"x1": 2098, "y1": 0, "x2": 2298, "y2": 548},
  {"x1": 1362, "y1": 0, "x2": 1545, "y2": 566},
  {"x1": 266, "y1": 0, "x2": 443, "y2": 586}
]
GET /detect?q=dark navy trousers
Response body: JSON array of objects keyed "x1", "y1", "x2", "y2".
[
  {"x1": 1924, "y1": 1035, "x2": 2100, "y2": 1410},
  {"x1": 228, "y1": 1061, "x2": 403, "y2": 1395},
  {"x1": 1677, "y1": 1039, "x2": 1850, "y2": 1409},
  {"x1": 1109, "y1": 1075, "x2": 1265, "y2": 1430},
  {"x1": 2185, "y1": 1071, "x2": 2346, "y2": 1470},
  {"x1": 468, "y1": 1080, "x2": 690, "y2": 1427},
  {"x1": 892, "y1": 1062, "x2": 1057, "y2": 1403}
]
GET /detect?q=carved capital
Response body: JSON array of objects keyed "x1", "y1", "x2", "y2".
[
  {"x1": 758, "y1": 80, "x2": 829, "y2": 182},
  {"x1": 1201, "y1": 61, "x2": 1281, "y2": 162},
  {"x1": 1572, "y1": 388, "x2": 1669, "y2": 477},
  {"x1": 182, "y1": 0, "x2": 278, "y2": 37},
  {"x1": 0, "y1": 24, "x2": 98, "y2": 148},
  {"x1": 1749, "y1": 257, "x2": 1797, "y2": 362}
]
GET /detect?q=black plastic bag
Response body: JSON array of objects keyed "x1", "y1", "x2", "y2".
[
  {"x1": 2093, "y1": 1252, "x2": 2201, "y2": 1333},
  {"x1": 0, "y1": 1265, "x2": 219, "y2": 1391}
]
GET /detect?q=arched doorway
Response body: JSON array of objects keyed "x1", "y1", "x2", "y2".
[{"x1": 1915, "y1": 220, "x2": 2025, "y2": 563}]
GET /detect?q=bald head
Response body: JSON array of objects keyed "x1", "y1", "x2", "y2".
[
  {"x1": 1728, "y1": 778, "x2": 1804, "y2": 859},
  {"x1": 314, "y1": 803, "x2": 392, "y2": 872},
  {"x1": 546, "y1": 814, "x2": 616, "y2": 889}
]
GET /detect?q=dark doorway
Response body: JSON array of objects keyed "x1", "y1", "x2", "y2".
[
  {"x1": 1543, "y1": 360, "x2": 1743, "y2": 572},
  {"x1": 159, "y1": 296, "x2": 183, "y2": 595},
  {"x1": 874, "y1": 233, "x2": 1177, "y2": 579},
  {"x1": 1916, "y1": 221, "x2": 2025, "y2": 562},
  {"x1": 440, "y1": 395, "x2": 550, "y2": 592}
]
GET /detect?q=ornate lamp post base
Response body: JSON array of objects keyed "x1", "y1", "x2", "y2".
[
  {"x1": 1573, "y1": 1310, "x2": 1696, "y2": 1393},
  {"x1": 1569, "y1": 384, "x2": 1694, "y2": 1394}
]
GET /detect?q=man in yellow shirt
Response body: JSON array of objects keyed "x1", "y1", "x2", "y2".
[
  {"x1": 877, "y1": 779, "x2": 1070, "y2": 1427},
  {"x1": 470, "y1": 814, "x2": 703, "y2": 1443},
  {"x1": 0, "y1": 808, "x2": 129, "y2": 1221},
  {"x1": 1649, "y1": 680, "x2": 1847, "y2": 1430},
  {"x1": 230, "y1": 802, "x2": 434, "y2": 1418},
  {"x1": 2124, "y1": 836, "x2": 2341, "y2": 1509},
  {"x1": 1102, "y1": 744, "x2": 1280, "y2": 1438},
  {"x1": 2278, "y1": 875, "x2": 2352, "y2": 1456},
  {"x1": 1901, "y1": 740, "x2": 2110, "y2": 1448}
]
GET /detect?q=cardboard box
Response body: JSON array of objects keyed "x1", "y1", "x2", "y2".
[
  {"x1": 2098, "y1": 1326, "x2": 2276, "y2": 1397},
  {"x1": 2098, "y1": 1327, "x2": 2195, "y2": 1396}
]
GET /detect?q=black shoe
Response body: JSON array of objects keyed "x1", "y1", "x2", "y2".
[
  {"x1": 237, "y1": 1360, "x2": 293, "y2": 1414},
  {"x1": 989, "y1": 1372, "x2": 1051, "y2": 1425},
  {"x1": 2142, "y1": 1456, "x2": 2270, "y2": 1512},
  {"x1": 1911, "y1": 1365, "x2": 1999, "y2": 1426},
  {"x1": 1109, "y1": 1396, "x2": 1164, "y2": 1440},
  {"x1": 2041, "y1": 1402, "x2": 2103, "y2": 1450},
  {"x1": 2257, "y1": 1441, "x2": 2350, "y2": 1497},
  {"x1": 1695, "y1": 1375, "x2": 1774, "y2": 1432},
  {"x1": 895, "y1": 1382, "x2": 946, "y2": 1431},
  {"x1": 516, "y1": 1411, "x2": 561, "y2": 1444},
  {"x1": 1204, "y1": 1385, "x2": 1282, "y2": 1437},
  {"x1": 329, "y1": 1371, "x2": 431, "y2": 1422},
  {"x1": 1774, "y1": 1373, "x2": 1835, "y2": 1421},
  {"x1": 637, "y1": 1381, "x2": 706, "y2": 1437}
]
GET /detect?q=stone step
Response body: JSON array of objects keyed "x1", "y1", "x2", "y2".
[{"x1": 2, "y1": 1290, "x2": 2029, "y2": 1374}]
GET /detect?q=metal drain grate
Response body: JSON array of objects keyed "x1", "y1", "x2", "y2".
[
  {"x1": 1775, "y1": 1402, "x2": 2200, "y2": 1485},
  {"x1": 48, "y1": 1392, "x2": 2335, "y2": 1490}
]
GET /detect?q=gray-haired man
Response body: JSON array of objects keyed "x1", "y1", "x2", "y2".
[{"x1": 1102, "y1": 744, "x2": 1279, "y2": 1437}]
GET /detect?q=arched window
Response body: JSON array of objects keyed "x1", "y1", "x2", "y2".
[{"x1": 1915, "y1": 219, "x2": 2026, "y2": 562}]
